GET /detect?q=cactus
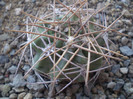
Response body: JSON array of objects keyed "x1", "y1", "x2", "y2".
[{"x1": 11, "y1": 0, "x2": 126, "y2": 94}]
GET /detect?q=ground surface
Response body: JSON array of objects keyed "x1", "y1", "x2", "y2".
[{"x1": 0, "y1": 0, "x2": 133, "y2": 99}]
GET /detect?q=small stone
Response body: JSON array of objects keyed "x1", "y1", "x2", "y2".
[
  {"x1": 13, "y1": 87, "x2": 24, "y2": 93},
  {"x1": 111, "y1": 64, "x2": 120, "y2": 73},
  {"x1": 5, "y1": 4, "x2": 12, "y2": 11},
  {"x1": 27, "y1": 75, "x2": 35, "y2": 83},
  {"x1": 7, "y1": 65, "x2": 17, "y2": 74},
  {"x1": 15, "y1": 8, "x2": 22, "y2": 15},
  {"x1": 124, "y1": 60, "x2": 130, "y2": 67},
  {"x1": 25, "y1": 0, "x2": 31, "y2": 2},
  {"x1": 18, "y1": 92, "x2": 26, "y2": 99},
  {"x1": 34, "y1": 92, "x2": 43, "y2": 98},
  {"x1": 22, "y1": 65, "x2": 30, "y2": 72},
  {"x1": 3, "y1": 43, "x2": 11, "y2": 54},
  {"x1": 129, "y1": 65, "x2": 133, "y2": 75},
  {"x1": 121, "y1": 37, "x2": 128, "y2": 45},
  {"x1": 113, "y1": 80, "x2": 124, "y2": 91},
  {"x1": 115, "y1": 71, "x2": 122, "y2": 77},
  {"x1": 119, "y1": 94, "x2": 126, "y2": 99},
  {"x1": 10, "y1": 50, "x2": 15, "y2": 56},
  {"x1": 0, "y1": 1, "x2": 5, "y2": 6},
  {"x1": 32, "y1": 0, "x2": 36, "y2": 3},
  {"x1": 9, "y1": 93, "x2": 17, "y2": 99},
  {"x1": 0, "y1": 54, "x2": 9, "y2": 64},
  {"x1": 107, "y1": 82, "x2": 116, "y2": 89},
  {"x1": 0, "y1": 34, "x2": 10, "y2": 41},
  {"x1": 123, "y1": 83, "x2": 133, "y2": 95},
  {"x1": 24, "y1": 93, "x2": 32, "y2": 99},
  {"x1": 2, "y1": 84, "x2": 11, "y2": 97},
  {"x1": 0, "y1": 75, "x2": 4, "y2": 80},
  {"x1": 120, "y1": 46, "x2": 133, "y2": 56},
  {"x1": 128, "y1": 32, "x2": 133, "y2": 37},
  {"x1": 120, "y1": 68, "x2": 128, "y2": 74},
  {"x1": 11, "y1": 74, "x2": 26, "y2": 87}
]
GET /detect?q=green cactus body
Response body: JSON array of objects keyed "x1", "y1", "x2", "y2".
[{"x1": 31, "y1": 14, "x2": 104, "y2": 82}]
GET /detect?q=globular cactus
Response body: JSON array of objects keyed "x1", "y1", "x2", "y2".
[{"x1": 11, "y1": 0, "x2": 126, "y2": 94}]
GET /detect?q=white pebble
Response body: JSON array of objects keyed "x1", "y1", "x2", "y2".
[
  {"x1": 6, "y1": 4, "x2": 12, "y2": 11},
  {"x1": 25, "y1": 0, "x2": 31, "y2": 2},
  {"x1": 15, "y1": 8, "x2": 22, "y2": 15},
  {"x1": 3, "y1": 43, "x2": 11, "y2": 54},
  {"x1": 120, "y1": 68, "x2": 128, "y2": 74}
]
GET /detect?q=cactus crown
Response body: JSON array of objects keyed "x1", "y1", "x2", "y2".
[{"x1": 11, "y1": 0, "x2": 126, "y2": 94}]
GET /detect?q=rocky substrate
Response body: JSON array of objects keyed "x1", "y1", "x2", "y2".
[{"x1": 0, "y1": 0, "x2": 133, "y2": 99}]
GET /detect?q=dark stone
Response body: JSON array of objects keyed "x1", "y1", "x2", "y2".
[
  {"x1": 113, "y1": 80, "x2": 124, "y2": 91},
  {"x1": 124, "y1": 60, "x2": 130, "y2": 67},
  {"x1": 111, "y1": 64, "x2": 120, "y2": 73},
  {"x1": 0, "y1": 54, "x2": 9, "y2": 64}
]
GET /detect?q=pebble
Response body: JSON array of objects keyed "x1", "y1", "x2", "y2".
[
  {"x1": 119, "y1": 94, "x2": 126, "y2": 99},
  {"x1": 9, "y1": 93, "x2": 17, "y2": 99},
  {"x1": 10, "y1": 50, "x2": 15, "y2": 56},
  {"x1": 3, "y1": 43, "x2": 11, "y2": 54},
  {"x1": 107, "y1": 82, "x2": 116, "y2": 89},
  {"x1": 124, "y1": 60, "x2": 130, "y2": 67},
  {"x1": 26, "y1": 75, "x2": 44, "y2": 90},
  {"x1": 128, "y1": 32, "x2": 133, "y2": 37},
  {"x1": 5, "y1": 3, "x2": 12, "y2": 11},
  {"x1": 25, "y1": 0, "x2": 31, "y2": 2},
  {"x1": 123, "y1": 83, "x2": 133, "y2": 95},
  {"x1": 11, "y1": 74, "x2": 26, "y2": 87},
  {"x1": 0, "y1": 34, "x2": 10, "y2": 41},
  {"x1": 24, "y1": 93, "x2": 32, "y2": 99},
  {"x1": 121, "y1": 37, "x2": 128, "y2": 45},
  {"x1": 1, "y1": 84, "x2": 11, "y2": 97},
  {"x1": 120, "y1": 67, "x2": 128, "y2": 74},
  {"x1": 18, "y1": 92, "x2": 26, "y2": 99},
  {"x1": 13, "y1": 87, "x2": 24, "y2": 93},
  {"x1": 0, "y1": 75, "x2": 4, "y2": 80},
  {"x1": 0, "y1": 54, "x2": 9, "y2": 64},
  {"x1": 34, "y1": 92, "x2": 44, "y2": 98},
  {"x1": 120, "y1": 46, "x2": 133, "y2": 56},
  {"x1": 0, "y1": 1, "x2": 5, "y2": 6},
  {"x1": 15, "y1": 8, "x2": 22, "y2": 15},
  {"x1": 129, "y1": 65, "x2": 133, "y2": 75},
  {"x1": 111, "y1": 64, "x2": 120, "y2": 73},
  {"x1": 22, "y1": 65, "x2": 30, "y2": 72},
  {"x1": 7, "y1": 65, "x2": 17, "y2": 74},
  {"x1": 113, "y1": 80, "x2": 124, "y2": 91}
]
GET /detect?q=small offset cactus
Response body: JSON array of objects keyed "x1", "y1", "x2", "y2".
[{"x1": 11, "y1": 0, "x2": 126, "y2": 94}]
